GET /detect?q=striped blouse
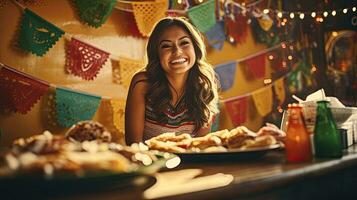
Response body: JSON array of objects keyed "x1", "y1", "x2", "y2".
[{"x1": 143, "y1": 97, "x2": 195, "y2": 141}]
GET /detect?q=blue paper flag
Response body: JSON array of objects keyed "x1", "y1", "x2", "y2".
[
  {"x1": 214, "y1": 61, "x2": 237, "y2": 91},
  {"x1": 56, "y1": 87, "x2": 101, "y2": 127},
  {"x1": 205, "y1": 20, "x2": 226, "y2": 50}
]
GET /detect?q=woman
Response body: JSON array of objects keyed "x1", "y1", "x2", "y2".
[{"x1": 125, "y1": 17, "x2": 219, "y2": 145}]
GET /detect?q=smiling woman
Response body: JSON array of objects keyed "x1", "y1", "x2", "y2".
[{"x1": 125, "y1": 17, "x2": 220, "y2": 145}]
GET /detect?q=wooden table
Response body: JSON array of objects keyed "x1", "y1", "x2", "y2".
[{"x1": 6, "y1": 146, "x2": 357, "y2": 200}]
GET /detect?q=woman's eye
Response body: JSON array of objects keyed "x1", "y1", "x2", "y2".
[
  {"x1": 181, "y1": 41, "x2": 190, "y2": 46},
  {"x1": 161, "y1": 44, "x2": 171, "y2": 49}
]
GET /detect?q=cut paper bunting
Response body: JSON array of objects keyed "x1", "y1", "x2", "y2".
[
  {"x1": 112, "y1": 58, "x2": 144, "y2": 88},
  {"x1": 44, "y1": 88, "x2": 59, "y2": 127},
  {"x1": 273, "y1": 77, "x2": 285, "y2": 105},
  {"x1": 132, "y1": 0, "x2": 168, "y2": 37},
  {"x1": 0, "y1": 64, "x2": 49, "y2": 114},
  {"x1": 258, "y1": 14, "x2": 273, "y2": 31},
  {"x1": 66, "y1": 38, "x2": 109, "y2": 80},
  {"x1": 18, "y1": 9, "x2": 64, "y2": 56},
  {"x1": 225, "y1": 13, "x2": 248, "y2": 44},
  {"x1": 205, "y1": 20, "x2": 225, "y2": 50},
  {"x1": 110, "y1": 99, "x2": 126, "y2": 134},
  {"x1": 214, "y1": 61, "x2": 236, "y2": 91},
  {"x1": 55, "y1": 87, "x2": 101, "y2": 127},
  {"x1": 244, "y1": 53, "x2": 266, "y2": 79},
  {"x1": 224, "y1": 97, "x2": 248, "y2": 126},
  {"x1": 188, "y1": 0, "x2": 216, "y2": 33},
  {"x1": 252, "y1": 86, "x2": 273, "y2": 116},
  {"x1": 73, "y1": 0, "x2": 116, "y2": 28}
]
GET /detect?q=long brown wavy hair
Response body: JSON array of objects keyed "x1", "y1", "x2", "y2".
[{"x1": 145, "y1": 17, "x2": 219, "y2": 133}]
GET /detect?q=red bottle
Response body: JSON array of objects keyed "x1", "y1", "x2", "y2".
[{"x1": 285, "y1": 104, "x2": 312, "y2": 163}]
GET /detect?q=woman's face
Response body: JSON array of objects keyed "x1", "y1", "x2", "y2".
[{"x1": 158, "y1": 25, "x2": 196, "y2": 76}]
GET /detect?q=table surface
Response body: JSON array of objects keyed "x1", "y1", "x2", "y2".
[{"x1": 43, "y1": 145, "x2": 357, "y2": 200}]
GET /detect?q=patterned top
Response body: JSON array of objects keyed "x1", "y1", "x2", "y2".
[{"x1": 143, "y1": 97, "x2": 195, "y2": 140}]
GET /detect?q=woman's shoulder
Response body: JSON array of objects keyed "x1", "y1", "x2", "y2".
[
  {"x1": 130, "y1": 71, "x2": 148, "y2": 93},
  {"x1": 130, "y1": 71, "x2": 148, "y2": 88},
  {"x1": 132, "y1": 71, "x2": 147, "y2": 81}
]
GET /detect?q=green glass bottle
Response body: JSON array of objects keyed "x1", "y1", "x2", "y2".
[{"x1": 313, "y1": 100, "x2": 342, "y2": 158}]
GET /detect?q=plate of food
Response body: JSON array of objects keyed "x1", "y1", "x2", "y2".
[
  {"x1": 145, "y1": 124, "x2": 285, "y2": 162},
  {"x1": 0, "y1": 121, "x2": 179, "y2": 198}
]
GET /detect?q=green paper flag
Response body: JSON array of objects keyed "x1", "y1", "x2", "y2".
[
  {"x1": 18, "y1": 9, "x2": 64, "y2": 56},
  {"x1": 73, "y1": 0, "x2": 116, "y2": 28},
  {"x1": 56, "y1": 87, "x2": 101, "y2": 127},
  {"x1": 187, "y1": 0, "x2": 216, "y2": 33}
]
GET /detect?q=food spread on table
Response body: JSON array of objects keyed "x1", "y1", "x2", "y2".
[
  {"x1": 145, "y1": 124, "x2": 285, "y2": 153},
  {"x1": 1, "y1": 121, "x2": 173, "y2": 178}
]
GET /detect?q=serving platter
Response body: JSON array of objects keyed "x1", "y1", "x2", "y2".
[
  {"x1": 0, "y1": 155, "x2": 175, "y2": 199},
  {"x1": 175, "y1": 144, "x2": 282, "y2": 162}
]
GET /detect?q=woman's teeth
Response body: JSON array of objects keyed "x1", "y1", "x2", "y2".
[{"x1": 171, "y1": 58, "x2": 186, "y2": 64}]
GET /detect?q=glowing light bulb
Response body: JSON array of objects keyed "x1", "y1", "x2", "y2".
[
  {"x1": 268, "y1": 55, "x2": 274, "y2": 60},
  {"x1": 316, "y1": 17, "x2": 324, "y2": 22},
  {"x1": 311, "y1": 65, "x2": 317, "y2": 73},
  {"x1": 332, "y1": 10, "x2": 336, "y2": 16},
  {"x1": 290, "y1": 13, "x2": 295, "y2": 19},
  {"x1": 281, "y1": 43, "x2": 286, "y2": 49},
  {"x1": 332, "y1": 32, "x2": 338, "y2": 37},
  {"x1": 353, "y1": 7, "x2": 356, "y2": 12},
  {"x1": 343, "y1": 8, "x2": 348, "y2": 14},
  {"x1": 299, "y1": 13, "x2": 305, "y2": 19},
  {"x1": 311, "y1": 12, "x2": 316, "y2": 18},
  {"x1": 278, "y1": 107, "x2": 283, "y2": 113},
  {"x1": 264, "y1": 79, "x2": 272, "y2": 84},
  {"x1": 277, "y1": 12, "x2": 283, "y2": 18},
  {"x1": 263, "y1": 9, "x2": 269, "y2": 14},
  {"x1": 323, "y1": 11, "x2": 328, "y2": 17},
  {"x1": 177, "y1": 0, "x2": 182, "y2": 4},
  {"x1": 288, "y1": 55, "x2": 293, "y2": 60},
  {"x1": 229, "y1": 36, "x2": 234, "y2": 43}
]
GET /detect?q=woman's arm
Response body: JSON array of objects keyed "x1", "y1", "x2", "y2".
[{"x1": 125, "y1": 72, "x2": 148, "y2": 145}]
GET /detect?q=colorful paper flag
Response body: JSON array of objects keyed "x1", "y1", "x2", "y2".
[
  {"x1": 188, "y1": 0, "x2": 216, "y2": 33},
  {"x1": 214, "y1": 61, "x2": 236, "y2": 91},
  {"x1": 18, "y1": 9, "x2": 64, "y2": 56},
  {"x1": 225, "y1": 13, "x2": 248, "y2": 44},
  {"x1": 244, "y1": 53, "x2": 266, "y2": 79},
  {"x1": 205, "y1": 20, "x2": 225, "y2": 50},
  {"x1": 224, "y1": 96, "x2": 248, "y2": 126},
  {"x1": 73, "y1": 0, "x2": 116, "y2": 28},
  {"x1": 273, "y1": 77, "x2": 286, "y2": 105},
  {"x1": 0, "y1": 64, "x2": 49, "y2": 114},
  {"x1": 112, "y1": 58, "x2": 144, "y2": 88},
  {"x1": 110, "y1": 99, "x2": 126, "y2": 134},
  {"x1": 55, "y1": 87, "x2": 101, "y2": 127},
  {"x1": 252, "y1": 86, "x2": 273, "y2": 116},
  {"x1": 66, "y1": 38, "x2": 109, "y2": 80},
  {"x1": 132, "y1": 0, "x2": 168, "y2": 36}
]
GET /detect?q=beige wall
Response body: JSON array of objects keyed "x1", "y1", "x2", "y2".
[{"x1": 0, "y1": 0, "x2": 270, "y2": 147}]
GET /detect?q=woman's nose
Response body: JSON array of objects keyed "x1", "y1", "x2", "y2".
[{"x1": 172, "y1": 45, "x2": 183, "y2": 54}]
